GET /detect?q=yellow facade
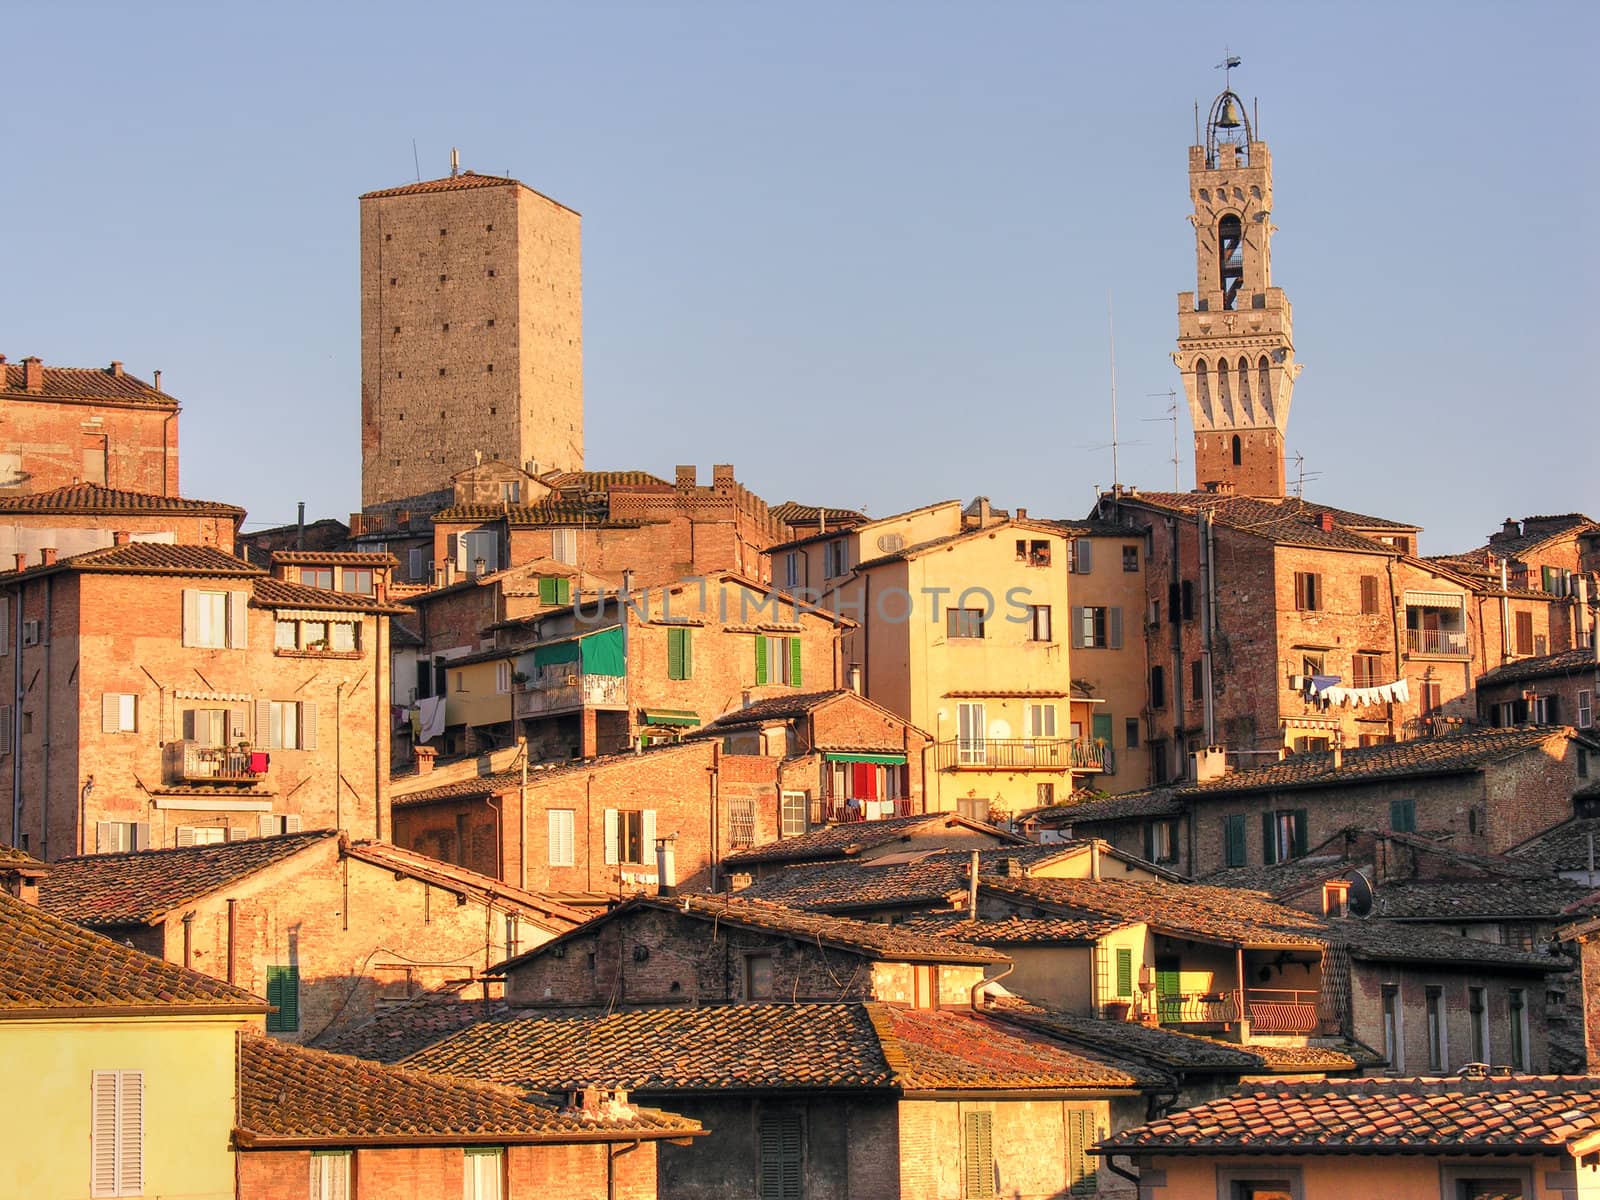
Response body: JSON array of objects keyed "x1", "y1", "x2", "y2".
[
  {"x1": 1141, "y1": 1153, "x2": 1593, "y2": 1200},
  {"x1": 1068, "y1": 530, "x2": 1156, "y2": 792},
  {"x1": 4, "y1": 1014, "x2": 255, "y2": 1200},
  {"x1": 445, "y1": 655, "x2": 515, "y2": 730}
]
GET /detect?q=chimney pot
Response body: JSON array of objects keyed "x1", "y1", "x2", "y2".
[
  {"x1": 414, "y1": 745, "x2": 437, "y2": 775},
  {"x1": 1318, "y1": 512, "x2": 1335, "y2": 533},
  {"x1": 1331, "y1": 743, "x2": 1343, "y2": 770},
  {"x1": 847, "y1": 665, "x2": 862, "y2": 695},
  {"x1": 109, "y1": 361, "x2": 123, "y2": 378},
  {"x1": 153, "y1": 369, "x2": 162, "y2": 392},
  {"x1": 39, "y1": 547, "x2": 57, "y2": 567},
  {"x1": 112, "y1": 531, "x2": 130, "y2": 547},
  {"x1": 13, "y1": 553, "x2": 26, "y2": 572}
]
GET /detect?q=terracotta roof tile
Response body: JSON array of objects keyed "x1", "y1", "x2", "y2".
[
  {"x1": 316, "y1": 983, "x2": 509, "y2": 1063},
  {"x1": 1097, "y1": 1077, "x2": 1600, "y2": 1154},
  {"x1": 724, "y1": 813, "x2": 1025, "y2": 869},
  {"x1": 1478, "y1": 648, "x2": 1600, "y2": 687},
  {"x1": 360, "y1": 172, "x2": 520, "y2": 199},
  {"x1": 0, "y1": 361, "x2": 175, "y2": 407},
  {"x1": 1025, "y1": 789, "x2": 1185, "y2": 827},
  {"x1": 270, "y1": 551, "x2": 397, "y2": 566},
  {"x1": 542, "y1": 469, "x2": 668, "y2": 490},
  {"x1": 1120, "y1": 492, "x2": 1419, "y2": 544},
  {"x1": 0, "y1": 541, "x2": 261, "y2": 582},
  {"x1": 1369, "y1": 878, "x2": 1594, "y2": 921},
  {"x1": 900, "y1": 912, "x2": 1130, "y2": 943},
  {"x1": 1509, "y1": 816, "x2": 1600, "y2": 874},
  {"x1": 0, "y1": 891, "x2": 265, "y2": 1011},
  {"x1": 873, "y1": 1006, "x2": 1151, "y2": 1090},
  {"x1": 40, "y1": 832, "x2": 337, "y2": 927},
  {"x1": 0, "y1": 483, "x2": 242, "y2": 517},
  {"x1": 394, "y1": 743, "x2": 706, "y2": 806},
  {"x1": 1326, "y1": 918, "x2": 1560, "y2": 971},
  {"x1": 0, "y1": 843, "x2": 47, "y2": 869},
  {"x1": 235, "y1": 1035, "x2": 697, "y2": 1146},
  {"x1": 252, "y1": 576, "x2": 412, "y2": 614},
  {"x1": 768, "y1": 501, "x2": 868, "y2": 528}
]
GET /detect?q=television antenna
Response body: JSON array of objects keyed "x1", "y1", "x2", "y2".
[
  {"x1": 1143, "y1": 390, "x2": 1180, "y2": 491},
  {"x1": 1290, "y1": 451, "x2": 1324, "y2": 499}
]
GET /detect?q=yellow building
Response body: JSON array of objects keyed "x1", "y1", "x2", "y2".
[
  {"x1": 771, "y1": 500, "x2": 1105, "y2": 819},
  {"x1": 0, "y1": 847, "x2": 268, "y2": 1200}
]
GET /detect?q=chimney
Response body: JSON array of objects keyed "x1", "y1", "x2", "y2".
[
  {"x1": 39, "y1": 548, "x2": 57, "y2": 567},
  {"x1": 1089, "y1": 840, "x2": 1101, "y2": 881},
  {"x1": 847, "y1": 664, "x2": 862, "y2": 695},
  {"x1": 414, "y1": 745, "x2": 437, "y2": 775},
  {"x1": 1331, "y1": 742, "x2": 1343, "y2": 770},
  {"x1": 1318, "y1": 512, "x2": 1335, "y2": 533},
  {"x1": 153, "y1": 369, "x2": 162, "y2": 392},
  {"x1": 655, "y1": 836, "x2": 677, "y2": 897},
  {"x1": 22, "y1": 356, "x2": 43, "y2": 393},
  {"x1": 0, "y1": 857, "x2": 48, "y2": 906},
  {"x1": 112, "y1": 531, "x2": 130, "y2": 547},
  {"x1": 297, "y1": 501, "x2": 306, "y2": 550},
  {"x1": 1015, "y1": 507, "x2": 1027, "y2": 520},
  {"x1": 1190, "y1": 745, "x2": 1228, "y2": 783},
  {"x1": 977, "y1": 496, "x2": 991, "y2": 527},
  {"x1": 13, "y1": 553, "x2": 26, "y2": 572},
  {"x1": 1501, "y1": 517, "x2": 1522, "y2": 539},
  {"x1": 674, "y1": 465, "x2": 696, "y2": 490},
  {"x1": 109, "y1": 361, "x2": 124, "y2": 378}
]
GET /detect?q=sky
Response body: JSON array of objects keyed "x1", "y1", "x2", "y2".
[{"x1": 4, "y1": 1, "x2": 1596, "y2": 553}]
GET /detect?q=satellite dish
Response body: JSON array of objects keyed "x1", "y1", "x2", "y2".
[
  {"x1": 1346, "y1": 869, "x2": 1374, "y2": 918},
  {"x1": 877, "y1": 532, "x2": 905, "y2": 553}
]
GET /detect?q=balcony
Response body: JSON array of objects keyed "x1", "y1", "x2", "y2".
[
  {"x1": 936, "y1": 738, "x2": 1107, "y2": 772},
  {"x1": 814, "y1": 794, "x2": 913, "y2": 825},
  {"x1": 164, "y1": 741, "x2": 268, "y2": 784},
  {"x1": 513, "y1": 673, "x2": 628, "y2": 720},
  {"x1": 1151, "y1": 988, "x2": 1321, "y2": 1034},
  {"x1": 1406, "y1": 627, "x2": 1470, "y2": 657}
]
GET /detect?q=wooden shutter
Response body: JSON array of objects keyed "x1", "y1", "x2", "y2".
[
  {"x1": 1226, "y1": 814, "x2": 1246, "y2": 867},
  {"x1": 1142, "y1": 821, "x2": 1155, "y2": 862},
  {"x1": 538, "y1": 576, "x2": 558, "y2": 604},
  {"x1": 181, "y1": 588, "x2": 200, "y2": 647},
  {"x1": 1115, "y1": 948, "x2": 1133, "y2": 997},
  {"x1": 1181, "y1": 580, "x2": 1195, "y2": 620},
  {"x1": 667, "y1": 627, "x2": 685, "y2": 680},
  {"x1": 256, "y1": 699, "x2": 273, "y2": 749},
  {"x1": 641, "y1": 809, "x2": 657, "y2": 861},
  {"x1": 0, "y1": 705, "x2": 11, "y2": 754},
  {"x1": 680, "y1": 627, "x2": 692, "y2": 678},
  {"x1": 1070, "y1": 607, "x2": 1087, "y2": 649},
  {"x1": 266, "y1": 964, "x2": 300, "y2": 1032},
  {"x1": 0, "y1": 594, "x2": 7, "y2": 654},
  {"x1": 119, "y1": 1071, "x2": 143, "y2": 1195},
  {"x1": 284, "y1": 814, "x2": 302, "y2": 834},
  {"x1": 91, "y1": 1070, "x2": 119, "y2": 1197},
  {"x1": 1292, "y1": 809, "x2": 1309, "y2": 857},
  {"x1": 758, "y1": 1110, "x2": 803, "y2": 1200},
  {"x1": 1068, "y1": 1108, "x2": 1096, "y2": 1195},
  {"x1": 789, "y1": 637, "x2": 802, "y2": 687},
  {"x1": 176, "y1": 825, "x2": 196, "y2": 848},
  {"x1": 229, "y1": 590, "x2": 249, "y2": 648},
  {"x1": 1361, "y1": 574, "x2": 1379, "y2": 613},
  {"x1": 1077, "y1": 541, "x2": 1092, "y2": 574},
  {"x1": 963, "y1": 1110, "x2": 995, "y2": 1198},
  {"x1": 102, "y1": 693, "x2": 121, "y2": 734},
  {"x1": 603, "y1": 809, "x2": 619, "y2": 865},
  {"x1": 259, "y1": 814, "x2": 279, "y2": 837},
  {"x1": 754, "y1": 637, "x2": 768, "y2": 685},
  {"x1": 132, "y1": 822, "x2": 150, "y2": 850},
  {"x1": 1262, "y1": 811, "x2": 1278, "y2": 865},
  {"x1": 300, "y1": 701, "x2": 318, "y2": 752},
  {"x1": 1108, "y1": 608, "x2": 1123, "y2": 649}
]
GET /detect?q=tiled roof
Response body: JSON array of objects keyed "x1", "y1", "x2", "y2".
[
  {"x1": 394, "y1": 743, "x2": 706, "y2": 806},
  {"x1": 0, "y1": 361, "x2": 175, "y2": 407},
  {"x1": 342, "y1": 841, "x2": 588, "y2": 929},
  {"x1": 1478, "y1": 648, "x2": 1600, "y2": 687},
  {"x1": 992, "y1": 999, "x2": 1366, "y2": 1074},
  {"x1": 768, "y1": 501, "x2": 868, "y2": 528},
  {"x1": 0, "y1": 541, "x2": 262, "y2": 582},
  {"x1": 252, "y1": 576, "x2": 413, "y2": 615},
  {"x1": 493, "y1": 895, "x2": 1007, "y2": 974},
  {"x1": 0, "y1": 890, "x2": 266, "y2": 1012},
  {"x1": 1200, "y1": 853, "x2": 1352, "y2": 897},
  {"x1": 1508, "y1": 816, "x2": 1600, "y2": 873},
  {"x1": 977, "y1": 876, "x2": 1328, "y2": 949},
  {"x1": 901, "y1": 912, "x2": 1129, "y2": 943},
  {"x1": 700, "y1": 689, "x2": 853, "y2": 726},
  {"x1": 271, "y1": 550, "x2": 396, "y2": 566},
  {"x1": 1178, "y1": 726, "x2": 1584, "y2": 798},
  {"x1": 1097, "y1": 1077, "x2": 1600, "y2": 1154},
  {"x1": 316, "y1": 983, "x2": 508, "y2": 1063},
  {"x1": 736, "y1": 844, "x2": 1094, "y2": 913},
  {"x1": 1480, "y1": 513, "x2": 1600, "y2": 559},
  {"x1": 1025, "y1": 789, "x2": 1185, "y2": 827},
  {"x1": 432, "y1": 499, "x2": 614, "y2": 526},
  {"x1": 40, "y1": 832, "x2": 337, "y2": 927},
  {"x1": 406, "y1": 1002, "x2": 1154, "y2": 1094},
  {"x1": 361, "y1": 172, "x2": 526, "y2": 201},
  {"x1": 543, "y1": 469, "x2": 668, "y2": 490},
  {"x1": 1117, "y1": 492, "x2": 1416, "y2": 552},
  {"x1": 0, "y1": 843, "x2": 47, "y2": 869},
  {"x1": 1326, "y1": 918, "x2": 1559, "y2": 970},
  {"x1": 0, "y1": 483, "x2": 242, "y2": 517},
  {"x1": 235, "y1": 1035, "x2": 696, "y2": 1147},
  {"x1": 724, "y1": 813, "x2": 1026, "y2": 868},
  {"x1": 1369, "y1": 878, "x2": 1594, "y2": 921}
]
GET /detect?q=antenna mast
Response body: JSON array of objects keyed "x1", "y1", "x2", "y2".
[
  {"x1": 1107, "y1": 293, "x2": 1120, "y2": 493},
  {"x1": 1144, "y1": 390, "x2": 1180, "y2": 491}
]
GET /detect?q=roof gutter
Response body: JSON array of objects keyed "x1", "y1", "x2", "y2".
[{"x1": 232, "y1": 1127, "x2": 707, "y2": 1150}]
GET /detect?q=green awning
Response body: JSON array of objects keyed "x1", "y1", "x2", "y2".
[
  {"x1": 579, "y1": 626, "x2": 626, "y2": 677},
  {"x1": 823, "y1": 752, "x2": 907, "y2": 765},
  {"x1": 642, "y1": 709, "x2": 700, "y2": 727},
  {"x1": 531, "y1": 640, "x2": 580, "y2": 668}
]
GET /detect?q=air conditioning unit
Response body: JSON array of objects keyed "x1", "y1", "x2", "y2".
[
  {"x1": 20, "y1": 620, "x2": 40, "y2": 648},
  {"x1": 1288, "y1": 674, "x2": 1308, "y2": 691}
]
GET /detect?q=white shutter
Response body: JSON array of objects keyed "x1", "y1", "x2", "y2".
[
  {"x1": 181, "y1": 588, "x2": 199, "y2": 647},
  {"x1": 0, "y1": 705, "x2": 11, "y2": 754},
  {"x1": 95, "y1": 821, "x2": 118, "y2": 853},
  {"x1": 300, "y1": 701, "x2": 318, "y2": 752},
  {"x1": 256, "y1": 699, "x2": 272, "y2": 749},
  {"x1": 118, "y1": 1072, "x2": 143, "y2": 1195},
  {"x1": 259, "y1": 814, "x2": 278, "y2": 837},
  {"x1": 228, "y1": 590, "x2": 249, "y2": 648},
  {"x1": 284, "y1": 814, "x2": 302, "y2": 834},
  {"x1": 119, "y1": 694, "x2": 137, "y2": 732},
  {"x1": 229, "y1": 707, "x2": 248, "y2": 742},
  {"x1": 176, "y1": 825, "x2": 197, "y2": 847},
  {"x1": 603, "y1": 809, "x2": 619, "y2": 865},
  {"x1": 91, "y1": 1071, "x2": 119, "y2": 1197},
  {"x1": 642, "y1": 810, "x2": 657, "y2": 862},
  {"x1": 1077, "y1": 541, "x2": 1093, "y2": 573},
  {"x1": 548, "y1": 809, "x2": 575, "y2": 867},
  {"x1": 133, "y1": 823, "x2": 150, "y2": 851}
]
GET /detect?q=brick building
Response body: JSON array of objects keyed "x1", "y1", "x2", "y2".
[
  {"x1": 0, "y1": 356, "x2": 179, "y2": 497},
  {"x1": 359, "y1": 165, "x2": 584, "y2": 517},
  {"x1": 38, "y1": 831, "x2": 584, "y2": 1043},
  {"x1": 722, "y1": 810, "x2": 1028, "y2": 883},
  {"x1": 0, "y1": 543, "x2": 403, "y2": 858},
  {"x1": 1478, "y1": 645, "x2": 1599, "y2": 732},
  {"x1": 0, "y1": 482, "x2": 242, "y2": 562}
]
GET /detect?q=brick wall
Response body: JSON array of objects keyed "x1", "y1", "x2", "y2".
[
  {"x1": 0, "y1": 394, "x2": 178, "y2": 497},
  {"x1": 0, "y1": 509, "x2": 236, "y2": 563},
  {"x1": 1348, "y1": 959, "x2": 1551, "y2": 1074}
]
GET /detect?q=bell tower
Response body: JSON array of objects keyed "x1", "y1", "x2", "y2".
[{"x1": 1173, "y1": 66, "x2": 1301, "y2": 497}]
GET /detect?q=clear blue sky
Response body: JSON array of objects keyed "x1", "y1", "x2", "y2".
[{"x1": 5, "y1": 1, "x2": 1595, "y2": 552}]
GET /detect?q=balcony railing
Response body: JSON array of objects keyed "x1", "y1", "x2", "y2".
[
  {"x1": 814, "y1": 794, "x2": 913, "y2": 825},
  {"x1": 1156, "y1": 992, "x2": 1241, "y2": 1025},
  {"x1": 1406, "y1": 627, "x2": 1470, "y2": 657},
  {"x1": 1244, "y1": 988, "x2": 1322, "y2": 1034},
  {"x1": 513, "y1": 673, "x2": 629, "y2": 719},
  {"x1": 936, "y1": 738, "x2": 1106, "y2": 772},
  {"x1": 164, "y1": 741, "x2": 268, "y2": 784}
]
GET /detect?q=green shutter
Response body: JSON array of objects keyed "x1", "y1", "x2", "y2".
[
  {"x1": 758, "y1": 1110, "x2": 803, "y2": 1200},
  {"x1": 1262, "y1": 811, "x2": 1278, "y2": 865},
  {"x1": 963, "y1": 1111, "x2": 995, "y2": 1199},
  {"x1": 667, "y1": 628, "x2": 685, "y2": 680},
  {"x1": 789, "y1": 637, "x2": 802, "y2": 687},
  {"x1": 1091, "y1": 714, "x2": 1113, "y2": 744},
  {"x1": 1389, "y1": 799, "x2": 1415, "y2": 834},
  {"x1": 754, "y1": 636, "x2": 768, "y2": 685},
  {"x1": 1143, "y1": 822, "x2": 1155, "y2": 862},
  {"x1": 1115, "y1": 948, "x2": 1133, "y2": 998},
  {"x1": 557, "y1": 577, "x2": 571, "y2": 604},
  {"x1": 265, "y1": 964, "x2": 299, "y2": 1032},
  {"x1": 1293, "y1": 809, "x2": 1309, "y2": 858},
  {"x1": 1225, "y1": 814, "x2": 1246, "y2": 867},
  {"x1": 1069, "y1": 1108, "x2": 1097, "y2": 1195},
  {"x1": 538, "y1": 576, "x2": 558, "y2": 604}
]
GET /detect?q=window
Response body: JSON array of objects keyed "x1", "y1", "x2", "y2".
[
  {"x1": 1221, "y1": 1174, "x2": 1301, "y2": 1200},
  {"x1": 1509, "y1": 988, "x2": 1528, "y2": 1072},
  {"x1": 1115, "y1": 948, "x2": 1134, "y2": 998},
  {"x1": 957, "y1": 702, "x2": 987, "y2": 764},
  {"x1": 946, "y1": 607, "x2": 986, "y2": 639},
  {"x1": 463, "y1": 1147, "x2": 503, "y2": 1200},
  {"x1": 408, "y1": 547, "x2": 425, "y2": 580},
  {"x1": 1036, "y1": 782, "x2": 1055, "y2": 806},
  {"x1": 1191, "y1": 659, "x2": 1204, "y2": 701},
  {"x1": 1180, "y1": 580, "x2": 1195, "y2": 620},
  {"x1": 1514, "y1": 610, "x2": 1534, "y2": 656},
  {"x1": 309, "y1": 1151, "x2": 350, "y2": 1200},
  {"x1": 1322, "y1": 881, "x2": 1349, "y2": 917},
  {"x1": 547, "y1": 809, "x2": 575, "y2": 867},
  {"x1": 1580, "y1": 748, "x2": 1590, "y2": 779},
  {"x1": 182, "y1": 588, "x2": 247, "y2": 648},
  {"x1": 1145, "y1": 819, "x2": 1179, "y2": 864},
  {"x1": 1223, "y1": 814, "x2": 1247, "y2": 867},
  {"x1": 535, "y1": 576, "x2": 571, "y2": 606},
  {"x1": 300, "y1": 566, "x2": 334, "y2": 589},
  {"x1": 1360, "y1": 574, "x2": 1381, "y2": 614},
  {"x1": 1122, "y1": 718, "x2": 1140, "y2": 750},
  {"x1": 758, "y1": 1109, "x2": 804, "y2": 1200},
  {"x1": 729, "y1": 795, "x2": 756, "y2": 848},
  {"x1": 824, "y1": 538, "x2": 849, "y2": 578},
  {"x1": 1349, "y1": 651, "x2": 1384, "y2": 690},
  {"x1": 263, "y1": 700, "x2": 317, "y2": 751},
  {"x1": 456, "y1": 529, "x2": 499, "y2": 575},
  {"x1": 96, "y1": 821, "x2": 149, "y2": 853},
  {"x1": 1426, "y1": 986, "x2": 1447, "y2": 1072},
  {"x1": 1293, "y1": 572, "x2": 1322, "y2": 612},
  {"x1": 1025, "y1": 703, "x2": 1057, "y2": 740},
  {"x1": 551, "y1": 528, "x2": 577, "y2": 564},
  {"x1": 1448, "y1": 1173, "x2": 1530, "y2": 1200},
  {"x1": 1149, "y1": 665, "x2": 1166, "y2": 709},
  {"x1": 604, "y1": 808, "x2": 654, "y2": 865},
  {"x1": 340, "y1": 568, "x2": 374, "y2": 595},
  {"x1": 275, "y1": 618, "x2": 358, "y2": 654},
  {"x1": 1015, "y1": 539, "x2": 1051, "y2": 567},
  {"x1": 1026, "y1": 604, "x2": 1052, "y2": 642},
  {"x1": 1388, "y1": 798, "x2": 1416, "y2": 833},
  {"x1": 1122, "y1": 545, "x2": 1139, "y2": 572},
  {"x1": 175, "y1": 825, "x2": 228, "y2": 847},
  {"x1": 782, "y1": 551, "x2": 803, "y2": 589},
  {"x1": 667, "y1": 626, "x2": 693, "y2": 680},
  {"x1": 100, "y1": 693, "x2": 137, "y2": 734},
  {"x1": 1231, "y1": 434, "x2": 1242, "y2": 466},
  {"x1": 745, "y1": 953, "x2": 774, "y2": 999},
  {"x1": 780, "y1": 792, "x2": 807, "y2": 838},
  {"x1": 754, "y1": 635, "x2": 802, "y2": 686},
  {"x1": 1580, "y1": 689, "x2": 1593, "y2": 729},
  {"x1": 260, "y1": 814, "x2": 302, "y2": 837},
  {"x1": 1066, "y1": 1108, "x2": 1097, "y2": 1196},
  {"x1": 1381, "y1": 984, "x2": 1403, "y2": 1072},
  {"x1": 90, "y1": 1070, "x2": 143, "y2": 1197},
  {"x1": 496, "y1": 661, "x2": 512, "y2": 694},
  {"x1": 963, "y1": 1110, "x2": 995, "y2": 1199},
  {"x1": 0, "y1": 704, "x2": 11, "y2": 755},
  {"x1": 1072, "y1": 606, "x2": 1123, "y2": 649},
  {"x1": 1469, "y1": 986, "x2": 1489, "y2": 1063},
  {"x1": 1069, "y1": 540, "x2": 1093, "y2": 574},
  {"x1": 265, "y1": 964, "x2": 300, "y2": 1032},
  {"x1": 1262, "y1": 809, "x2": 1307, "y2": 864}
]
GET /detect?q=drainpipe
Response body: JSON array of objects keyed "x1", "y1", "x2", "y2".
[
  {"x1": 1105, "y1": 1157, "x2": 1141, "y2": 1187},
  {"x1": 226, "y1": 899, "x2": 238, "y2": 984},
  {"x1": 607, "y1": 1139, "x2": 642, "y2": 1200},
  {"x1": 1199, "y1": 511, "x2": 1218, "y2": 746},
  {"x1": 969, "y1": 959, "x2": 1015, "y2": 1014},
  {"x1": 967, "y1": 849, "x2": 979, "y2": 919},
  {"x1": 40, "y1": 573, "x2": 51, "y2": 862},
  {"x1": 182, "y1": 912, "x2": 194, "y2": 970},
  {"x1": 374, "y1": 616, "x2": 387, "y2": 841},
  {"x1": 335, "y1": 682, "x2": 345, "y2": 832},
  {"x1": 1500, "y1": 560, "x2": 1511, "y2": 659},
  {"x1": 1385, "y1": 558, "x2": 1403, "y2": 741},
  {"x1": 9, "y1": 582, "x2": 21, "y2": 846},
  {"x1": 709, "y1": 742, "x2": 721, "y2": 890},
  {"x1": 1168, "y1": 518, "x2": 1185, "y2": 771},
  {"x1": 518, "y1": 738, "x2": 529, "y2": 890}
]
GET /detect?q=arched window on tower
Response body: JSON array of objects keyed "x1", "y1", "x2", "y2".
[
  {"x1": 1258, "y1": 355, "x2": 1271, "y2": 406},
  {"x1": 1217, "y1": 358, "x2": 1232, "y2": 413},
  {"x1": 1232, "y1": 435, "x2": 1242, "y2": 467},
  {"x1": 1218, "y1": 215, "x2": 1244, "y2": 309},
  {"x1": 1196, "y1": 360, "x2": 1210, "y2": 408},
  {"x1": 1237, "y1": 358, "x2": 1251, "y2": 411}
]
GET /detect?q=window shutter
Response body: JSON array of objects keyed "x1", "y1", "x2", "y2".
[
  {"x1": 538, "y1": 576, "x2": 557, "y2": 604},
  {"x1": 102, "y1": 693, "x2": 120, "y2": 734},
  {"x1": 754, "y1": 637, "x2": 768, "y2": 685},
  {"x1": 1181, "y1": 580, "x2": 1195, "y2": 620},
  {"x1": 259, "y1": 815, "x2": 278, "y2": 837},
  {"x1": 557, "y1": 577, "x2": 571, "y2": 605},
  {"x1": 0, "y1": 594, "x2": 8, "y2": 654},
  {"x1": 1143, "y1": 822, "x2": 1154, "y2": 862},
  {"x1": 133, "y1": 822, "x2": 150, "y2": 850},
  {"x1": 1262, "y1": 812, "x2": 1278, "y2": 865},
  {"x1": 963, "y1": 1110, "x2": 995, "y2": 1199},
  {"x1": 229, "y1": 590, "x2": 249, "y2": 648},
  {"x1": 181, "y1": 588, "x2": 199, "y2": 647},
  {"x1": 0, "y1": 705, "x2": 11, "y2": 754},
  {"x1": 1115, "y1": 948, "x2": 1133, "y2": 997},
  {"x1": 300, "y1": 701, "x2": 318, "y2": 752},
  {"x1": 176, "y1": 825, "x2": 196, "y2": 848},
  {"x1": 667, "y1": 628, "x2": 685, "y2": 680},
  {"x1": 91, "y1": 1070, "x2": 119, "y2": 1197},
  {"x1": 285, "y1": 814, "x2": 302, "y2": 834},
  {"x1": 758, "y1": 1111, "x2": 803, "y2": 1200},
  {"x1": 1108, "y1": 607, "x2": 1123, "y2": 649},
  {"x1": 1071, "y1": 608, "x2": 1086, "y2": 649},
  {"x1": 1077, "y1": 541, "x2": 1092, "y2": 574},
  {"x1": 266, "y1": 964, "x2": 300, "y2": 1032},
  {"x1": 789, "y1": 637, "x2": 802, "y2": 687},
  {"x1": 681, "y1": 627, "x2": 693, "y2": 678},
  {"x1": 119, "y1": 1071, "x2": 144, "y2": 1195},
  {"x1": 642, "y1": 809, "x2": 657, "y2": 860},
  {"x1": 1226, "y1": 814, "x2": 1246, "y2": 867},
  {"x1": 1068, "y1": 1108, "x2": 1095, "y2": 1195},
  {"x1": 229, "y1": 706, "x2": 248, "y2": 743},
  {"x1": 603, "y1": 809, "x2": 619, "y2": 865},
  {"x1": 256, "y1": 699, "x2": 272, "y2": 748},
  {"x1": 1292, "y1": 809, "x2": 1309, "y2": 858}
]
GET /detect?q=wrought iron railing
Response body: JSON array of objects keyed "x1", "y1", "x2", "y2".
[
  {"x1": 513, "y1": 673, "x2": 628, "y2": 718},
  {"x1": 936, "y1": 738, "x2": 1106, "y2": 771},
  {"x1": 165, "y1": 741, "x2": 267, "y2": 784},
  {"x1": 1244, "y1": 988, "x2": 1322, "y2": 1034},
  {"x1": 814, "y1": 794, "x2": 913, "y2": 824},
  {"x1": 1406, "y1": 627, "x2": 1469, "y2": 657}
]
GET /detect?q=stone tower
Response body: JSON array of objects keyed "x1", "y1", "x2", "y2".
[
  {"x1": 1173, "y1": 80, "x2": 1300, "y2": 497},
  {"x1": 359, "y1": 164, "x2": 584, "y2": 515}
]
